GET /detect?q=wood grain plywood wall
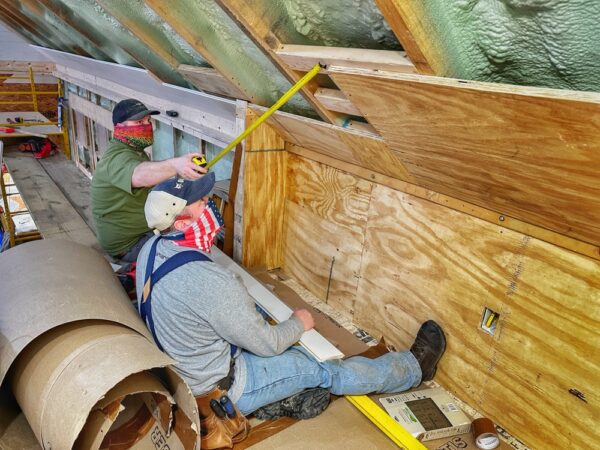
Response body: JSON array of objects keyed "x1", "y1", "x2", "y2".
[
  {"x1": 329, "y1": 68, "x2": 600, "y2": 248},
  {"x1": 283, "y1": 154, "x2": 372, "y2": 318},
  {"x1": 282, "y1": 153, "x2": 599, "y2": 450},
  {"x1": 355, "y1": 185, "x2": 599, "y2": 449}
]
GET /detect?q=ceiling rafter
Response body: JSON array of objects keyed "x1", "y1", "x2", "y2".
[
  {"x1": 93, "y1": 0, "x2": 184, "y2": 83},
  {"x1": 214, "y1": 0, "x2": 343, "y2": 125},
  {"x1": 37, "y1": 0, "x2": 140, "y2": 66},
  {"x1": 373, "y1": 0, "x2": 437, "y2": 75},
  {"x1": 3, "y1": 0, "x2": 92, "y2": 58},
  {"x1": 0, "y1": 9, "x2": 52, "y2": 49},
  {"x1": 144, "y1": 0, "x2": 260, "y2": 103},
  {"x1": 25, "y1": 0, "x2": 117, "y2": 62}
]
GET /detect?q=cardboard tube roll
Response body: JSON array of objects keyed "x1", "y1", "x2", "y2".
[{"x1": 0, "y1": 239, "x2": 153, "y2": 384}]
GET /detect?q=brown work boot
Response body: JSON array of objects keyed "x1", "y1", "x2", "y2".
[{"x1": 410, "y1": 320, "x2": 446, "y2": 382}]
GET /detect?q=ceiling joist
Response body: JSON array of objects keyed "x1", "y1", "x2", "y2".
[{"x1": 215, "y1": 0, "x2": 342, "y2": 125}]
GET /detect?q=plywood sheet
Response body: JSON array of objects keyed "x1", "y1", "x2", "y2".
[
  {"x1": 329, "y1": 68, "x2": 600, "y2": 247},
  {"x1": 354, "y1": 184, "x2": 600, "y2": 450},
  {"x1": 251, "y1": 107, "x2": 413, "y2": 183},
  {"x1": 242, "y1": 110, "x2": 286, "y2": 269},
  {"x1": 283, "y1": 155, "x2": 372, "y2": 318}
]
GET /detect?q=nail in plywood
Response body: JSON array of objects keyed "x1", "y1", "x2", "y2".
[
  {"x1": 283, "y1": 155, "x2": 372, "y2": 318},
  {"x1": 178, "y1": 64, "x2": 250, "y2": 100},
  {"x1": 353, "y1": 184, "x2": 599, "y2": 450},
  {"x1": 329, "y1": 67, "x2": 600, "y2": 248},
  {"x1": 276, "y1": 44, "x2": 416, "y2": 74}
]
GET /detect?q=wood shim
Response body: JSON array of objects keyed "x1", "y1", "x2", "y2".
[{"x1": 210, "y1": 247, "x2": 345, "y2": 361}]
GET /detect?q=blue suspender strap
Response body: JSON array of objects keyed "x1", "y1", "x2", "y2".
[{"x1": 140, "y1": 236, "x2": 210, "y2": 351}]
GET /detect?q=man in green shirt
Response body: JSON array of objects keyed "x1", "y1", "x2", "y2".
[{"x1": 91, "y1": 98, "x2": 206, "y2": 261}]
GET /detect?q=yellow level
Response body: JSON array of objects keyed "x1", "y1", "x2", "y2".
[
  {"x1": 204, "y1": 63, "x2": 322, "y2": 170},
  {"x1": 345, "y1": 395, "x2": 428, "y2": 450}
]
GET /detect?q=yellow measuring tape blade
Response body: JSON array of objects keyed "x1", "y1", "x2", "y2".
[
  {"x1": 345, "y1": 395, "x2": 428, "y2": 450},
  {"x1": 205, "y1": 63, "x2": 322, "y2": 169}
]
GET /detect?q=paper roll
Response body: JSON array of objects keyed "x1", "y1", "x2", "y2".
[{"x1": 472, "y1": 417, "x2": 500, "y2": 450}]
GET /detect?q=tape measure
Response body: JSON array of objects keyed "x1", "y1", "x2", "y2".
[
  {"x1": 345, "y1": 395, "x2": 427, "y2": 450},
  {"x1": 192, "y1": 156, "x2": 207, "y2": 168}
]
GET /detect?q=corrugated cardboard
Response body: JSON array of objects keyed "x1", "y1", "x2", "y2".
[
  {"x1": 0, "y1": 240, "x2": 200, "y2": 449},
  {"x1": 0, "y1": 239, "x2": 152, "y2": 384}
]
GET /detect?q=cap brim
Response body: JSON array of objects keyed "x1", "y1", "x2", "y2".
[
  {"x1": 187, "y1": 172, "x2": 216, "y2": 204},
  {"x1": 128, "y1": 109, "x2": 160, "y2": 121}
]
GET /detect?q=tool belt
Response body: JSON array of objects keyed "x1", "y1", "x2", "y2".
[{"x1": 196, "y1": 387, "x2": 250, "y2": 449}]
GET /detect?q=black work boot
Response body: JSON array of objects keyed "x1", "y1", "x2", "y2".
[
  {"x1": 253, "y1": 388, "x2": 331, "y2": 420},
  {"x1": 410, "y1": 320, "x2": 446, "y2": 382}
]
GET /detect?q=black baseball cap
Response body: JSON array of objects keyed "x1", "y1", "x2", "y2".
[{"x1": 112, "y1": 99, "x2": 159, "y2": 125}]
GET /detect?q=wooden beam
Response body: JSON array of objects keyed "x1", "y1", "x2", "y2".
[
  {"x1": 241, "y1": 109, "x2": 287, "y2": 269},
  {"x1": 276, "y1": 45, "x2": 416, "y2": 74},
  {"x1": 67, "y1": 94, "x2": 113, "y2": 131},
  {"x1": 145, "y1": 0, "x2": 264, "y2": 102},
  {"x1": 314, "y1": 88, "x2": 361, "y2": 116},
  {"x1": 0, "y1": 61, "x2": 55, "y2": 75},
  {"x1": 373, "y1": 0, "x2": 436, "y2": 75},
  {"x1": 178, "y1": 65, "x2": 249, "y2": 100},
  {"x1": 329, "y1": 66, "x2": 600, "y2": 248},
  {"x1": 10, "y1": 0, "x2": 98, "y2": 58},
  {"x1": 214, "y1": 0, "x2": 342, "y2": 125},
  {"x1": 0, "y1": 6, "x2": 57, "y2": 50},
  {"x1": 0, "y1": 15, "x2": 49, "y2": 48}
]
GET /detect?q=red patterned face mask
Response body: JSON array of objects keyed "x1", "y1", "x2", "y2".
[
  {"x1": 113, "y1": 122, "x2": 154, "y2": 149},
  {"x1": 173, "y1": 199, "x2": 224, "y2": 252}
]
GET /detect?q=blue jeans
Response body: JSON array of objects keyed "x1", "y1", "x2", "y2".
[{"x1": 235, "y1": 347, "x2": 421, "y2": 415}]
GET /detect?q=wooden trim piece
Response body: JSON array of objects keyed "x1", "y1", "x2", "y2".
[
  {"x1": 314, "y1": 88, "x2": 362, "y2": 116},
  {"x1": 67, "y1": 94, "x2": 113, "y2": 131},
  {"x1": 214, "y1": 0, "x2": 342, "y2": 125},
  {"x1": 0, "y1": 61, "x2": 55, "y2": 75},
  {"x1": 241, "y1": 109, "x2": 287, "y2": 269},
  {"x1": 178, "y1": 65, "x2": 249, "y2": 101},
  {"x1": 288, "y1": 143, "x2": 600, "y2": 262},
  {"x1": 276, "y1": 44, "x2": 416, "y2": 74},
  {"x1": 373, "y1": 0, "x2": 436, "y2": 75}
]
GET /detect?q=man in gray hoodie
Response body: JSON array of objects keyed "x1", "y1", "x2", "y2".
[{"x1": 136, "y1": 173, "x2": 446, "y2": 418}]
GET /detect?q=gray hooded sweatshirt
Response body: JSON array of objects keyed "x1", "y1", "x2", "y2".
[{"x1": 136, "y1": 235, "x2": 304, "y2": 401}]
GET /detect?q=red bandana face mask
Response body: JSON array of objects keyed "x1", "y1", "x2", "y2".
[
  {"x1": 113, "y1": 122, "x2": 154, "y2": 150},
  {"x1": 173, "y1": 199, "x2": 224, "y2": 252}
]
